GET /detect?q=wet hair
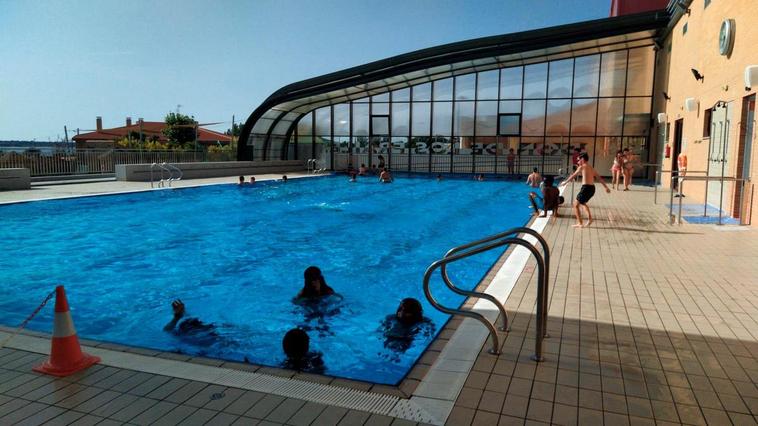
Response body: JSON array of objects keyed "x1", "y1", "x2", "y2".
[
  {"x1": 533, "y1": 167, "x2": 538, "y2": 173},
  {"x1": 301, "y1": 266, "x2": 333, "y2": 297},
  {"x1": 282, "y1": 175, "x2": 288, "y2": 181},
  {"x1": 361, "y1": 163, "x2": 366, "y2": 167},
  {"x1": 282, "y1": 328, "x2": 309, "y2": 360},
  {"x1": 238, "y1": 176, "x2": 244, "y2": 182},
  {"x1": 397, "y1": 298, "x2": 423, "y2": 326},
  {"x1": 544, "y1": 175, "x2": 555, "y2": 186},
  {"x1": 623, "y1": 148, "x2": 629, "y2": 152},
  {"x1": 579, "y1": 153, "x2": 590, "y2": 162},
  {"x1": 616, "y1": 150, "x2": 624, "y2": 156}
]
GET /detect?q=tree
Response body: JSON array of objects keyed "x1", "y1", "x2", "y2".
[
  {"x1": 225, "y1": 122, "x2": 243, "y2": 137},
  {"x1": 163, "y1": 112, "x2": 197, "y2": 148}
]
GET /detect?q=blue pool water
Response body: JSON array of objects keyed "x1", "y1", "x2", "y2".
[{"x1": 0, "y1": 175, "x2": 533, "y2": 384}]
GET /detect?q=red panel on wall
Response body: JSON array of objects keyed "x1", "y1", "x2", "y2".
[{"x1": 610, "y1": 0, "x2": 668, "y2": 16}]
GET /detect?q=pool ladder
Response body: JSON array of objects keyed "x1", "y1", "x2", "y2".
[
  {"x1": 150, "y1": 162, "x2": 183, "y2": 188},
  {"x1": 423, "y1": 226, "x2": 550, "y2": 360}
]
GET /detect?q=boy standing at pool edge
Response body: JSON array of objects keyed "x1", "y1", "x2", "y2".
[{"x1": 559, "y1": 153, "x2": 610, "y2": 228}]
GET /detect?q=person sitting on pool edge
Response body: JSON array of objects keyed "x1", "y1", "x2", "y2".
[
  {"x1": 381, "y1": 298, "x2": 435, "y2": 353},
  {"x1": 379, "y1": 167, "x2": 393, "y2": 183},
  {"x1": 163, "y1": 299, "x2": 217, "y2": 339},
  {"x1": 295, "y1": 266, "x2": 337, "y2": 300},
  {"x1": 540, "y1": 175, "x2": 563, "y2": 220},
  {"x1": 282, "y1": 328, "x2": 325, "y2": 373}
]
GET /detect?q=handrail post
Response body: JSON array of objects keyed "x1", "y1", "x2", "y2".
[{"x1": 426, "y1": 235, "x2": 547, "y2": 360}]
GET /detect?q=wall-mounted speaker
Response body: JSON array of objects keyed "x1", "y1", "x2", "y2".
[
  {"x1": 745, "y1": 65, "x2": 758, "y2": 89},
  {"x1": 684, "y1": 98, "x2": 698, "y2": 112}
]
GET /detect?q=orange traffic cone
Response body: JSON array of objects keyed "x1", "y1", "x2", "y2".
[{"x1": 34, "y1": 286, "x2": 100, "y2": 377}]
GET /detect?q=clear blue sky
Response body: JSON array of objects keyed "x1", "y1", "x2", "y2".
[{"x1": 0, "y1": 0, "x2": 610, "y2": 141}]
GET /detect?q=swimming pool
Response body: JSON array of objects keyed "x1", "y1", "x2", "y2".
[{"x1": 0, "y1": 175, "x2": 533, "y2": 384}]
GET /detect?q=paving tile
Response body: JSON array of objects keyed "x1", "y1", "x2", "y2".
[
  {"x1": 204, "y1": 387, "x2": 247, "y2": 412},
  {"x1": 68, "y1": 414, "x2": 106, "y2": 426},
  {"x1": 363, "y1": 413, "x2": 395, "y2": 426},
  {"x1": 130, "y1": 400, "x2": 179, "y2": 425},
  {"x1": 286, "y1": 401, "x2": 327, "y2": 426},
  {"x1": 145, "y1": 377, "x2": 190, "y2": 400},
  {"x1": 165, "y1": 381, "x2": 209, "y2": 405},
  {"x1": 224, "y1": 391, "x2": 266, "y2": 417},
  {"x1": 43, "y1": 410, "x2": 86, "y2": 425},
  {"x1": 14, "y1": 404, "x2": 67, "y2": 426},
  {"x1": 177, "y1": 408, "x2": 219, "y2": 426},
  {"x1": 0, "y1": 401, "x2": 48, "y2": 424},
  {"x1": 109, "y1": 396, "x2": 158, "y2": 422},
  {"x1": 206, "y1": 411, "x2": 240, "y2": 426},
  {"x1": 244, "y1": 394, "x2": 285, "y2": 419},
  {"x1": 91, "y1": 393, "x2": 140, "y2": 418},
  {"x1": 337, "y1": 409, "x2": 372, "y2": 426},
  {"x1": 153, "y1": 404, "x2": 198, "y2": 426},
  {"x1": 310, "y1": 405, "x2": 347, "y2": 425}
]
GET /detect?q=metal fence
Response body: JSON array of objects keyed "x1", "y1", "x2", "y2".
[{"x1": 0, "y1": 149, "x2": 237, "y2": 177}]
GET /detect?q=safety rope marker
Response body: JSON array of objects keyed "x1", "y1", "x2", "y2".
[{"x1": 0, "y1": 290, "x2": 56, "y2": 349}]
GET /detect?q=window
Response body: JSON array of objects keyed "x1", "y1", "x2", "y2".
[
  {"x1": 498, "y1": 114, "x2": 521, "y2": 136},
  {"x1": 703, "y1": 108, "x2": 712, "y2": 137}
]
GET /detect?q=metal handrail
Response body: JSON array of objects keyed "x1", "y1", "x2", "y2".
[
  {"x1": 306, "y1": 158, "x2": 317, "y2": 173},
  {"x1": 655, "y1": 169, "x2": 707, "y2": 205},
  {"x1": 150, "y1": 162, "x2": 169, "y2": 188},
  {"x1": 424, "y1": 236, "x2": 547, "y2": 360},
  {"x1": 440, "y1": 226, "x2": 550, "y2": 337},
  {"x1": 673, "y1": 175, "x2": 749, "y2": 225},
  {"x1": 163, "y1": 162, "x2": 183, "y2": 186}
]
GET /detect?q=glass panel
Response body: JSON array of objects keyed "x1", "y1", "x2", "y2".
[
  {"x1": 548, "y1": 59, "x2": 573, "y2": 99},
  {"x1": 454, "y1": 101, "x2": 475, "y2": 135},
  {"x1": 522, "y1": 100, "x2": 546, "y2": 136},
  {"x1": 392, "y1": 88, "x2": 410, "y2": 102},
  {"x1": 626, "y1": 47, "x2": 655, "y2": 96},
  {"x1": 372, "y1": 93, "x2": 389, "y2": 102},
  {"x1": 372, "y1": 102, "x2": 389, "y2": 115},
  {"x1": 391, "y1": 136, "x2": 408, "y2": 155},
  {"x1": 572, "y1": 137, "x2": 593, "y2": 168},
  {"x1": 594, "y1": 136, "x2": 621, "y2": 175},
  {"x1": 623, "y1": 97, "x2": 652, "y2": 135},
  {"x1": 523, "y1": 63, "x2": 548, "y2": 99},
  {"x1": 476, "y1": 101, "x2": 498, "y2": 136},
  {"x1": 297, "y1": 112, "x2": 313, "y2": 135},
  {"x1": 571, "y1": 99, "x2": 597, "y2": 136},
  {"x1": 599, "y1": 51, "x2": 627, "y2": 97},
  {"x1": 433, "y1": 78, "x2": 453, "y2": 101},
  {"x1": 432, "y1": 101, "x2": 452, "y2": 136},
  {"x1": 372, "y1": 116, "x2": 389, "y2": 135},
  {"x1": 391, "y1": 102, "x2": 410, "y2": 136},
  {"x1": 352, "y1": 103, "x2": 369, "y2": 136},
  {"x1": 455, "y1": 74, "x2": 476, "y2": 100},
  {"x1": 543, "y1": 136, "x2": 567, "y2": 174},
  {"x1": 573, "y1": 55, "x2": 600, "y2": 98},
  {"x1": 333, "y1": 104, "x2": 349, "y2": 135},
  {"x1": 596, "y1": 98, "x2": 624, "y2": 135},
  {"x1": 315, "y1": 107, "x2": 331, "y2": 135},
  {"x1": 519, "y1": 137, "x2": 543, "y2": 174},
  {"x1": 413, "y1": 83, "x2": 431, "y2": 101},
  {"x1": 500, "y1": 67, "x2": 523, "y2": 99},
  {"x1": 477, "y1": 70, "x2": 499, "y2": 100},
  {"x1": 545, "y1": 99, "x2": 571, "y2": 136},
  {"x1": 499, "y1": 100, "x2": 521, "y2": 114},
  {"x1": 411, "y1": 102, "x2": 431, "y2": 136},
  {"x1": 354, "y1": 97, "x2": 369, "y2": 103},
  {"x1": 499, "y1": 115, "x2": 520, "y2": 136}
]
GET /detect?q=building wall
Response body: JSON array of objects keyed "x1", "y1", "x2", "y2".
[{"x1": 654, "y1": 0, "x2": 758, "y2": 224}]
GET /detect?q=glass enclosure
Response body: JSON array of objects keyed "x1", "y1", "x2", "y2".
[{"x1": 281, "y1": 47, "x2": 655, "y2": 175}]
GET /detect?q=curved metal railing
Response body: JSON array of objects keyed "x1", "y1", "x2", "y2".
[
  {"x1": 441, "y1": 226, "x2": 550, "y2": 338},
  {"x1": 163, "y1": 162, "x2": 183, "y2": 186},
  {"x1": 424, "y1": 230, "x2": 549, "y2": 360},
  {"x1": 150, "y1": 162, "x2": 168, "y2": 188}
]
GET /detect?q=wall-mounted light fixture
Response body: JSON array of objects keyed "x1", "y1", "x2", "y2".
[
  {"x1": 691, "y1": 69, "x2": 704, "y2": 82},
  {"x1": 745, "y1": 65, "x2": 758, "y2": 91}
]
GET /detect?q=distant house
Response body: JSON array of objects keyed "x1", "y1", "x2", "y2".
[{"x1": 72, "y1": 117, "x2": 231, "y2": 150}]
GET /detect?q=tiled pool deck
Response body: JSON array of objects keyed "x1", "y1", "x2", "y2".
[{"x1": 1, "y1": 176, "x2": 758, "y2": 425}]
